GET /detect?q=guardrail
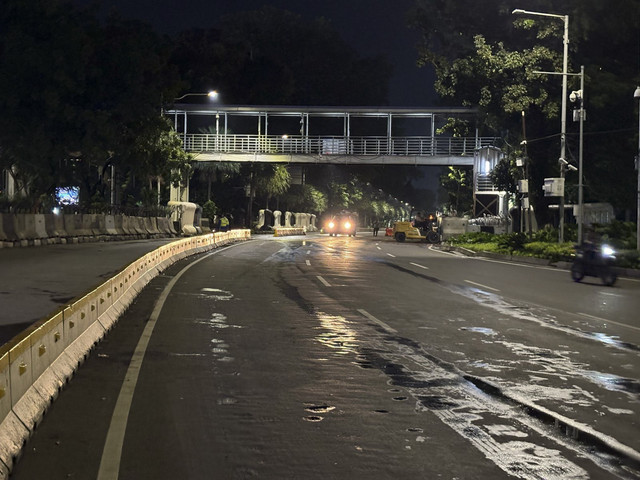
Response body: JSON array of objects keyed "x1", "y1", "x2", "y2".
[
  {"x1": 182, "y1": 134, "x2": 499, "y2": 157},
  {"x1": 0, "y1": 230, "x2": 250, "y2": 475}
]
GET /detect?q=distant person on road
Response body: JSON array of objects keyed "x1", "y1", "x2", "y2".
[
  {"x1": 372, "y1": 219, "x2": 380, "y2": 237},
  {"x1": 220, "y1": 214, "x2": 230, "y2": 232}
]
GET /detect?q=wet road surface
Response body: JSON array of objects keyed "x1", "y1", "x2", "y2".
[{"x1": 9, "y1": 234, "x2": 640, "y2": 479}]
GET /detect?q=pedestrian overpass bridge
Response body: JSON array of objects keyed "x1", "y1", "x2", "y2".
[{"x1": 165, "y1": 104, "x2": 500, "y2": 166}]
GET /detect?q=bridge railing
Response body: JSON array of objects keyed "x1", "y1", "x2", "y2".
[{"x1": 182, "y1": 134, "x2": 499, "y2": 157}]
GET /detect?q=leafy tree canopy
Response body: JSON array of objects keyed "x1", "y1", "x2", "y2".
[{"x1": 411, "y1": 0, "x2": 640, "y2": 216}]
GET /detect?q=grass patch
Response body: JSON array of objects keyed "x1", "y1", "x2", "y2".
[{"x1": 447, "y1": 230, "x2": 638, "y2": 268}]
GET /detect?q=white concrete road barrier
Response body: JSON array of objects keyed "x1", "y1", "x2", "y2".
[{"x1": 0, "y1": 230, "x2": 251, "y2": 476}]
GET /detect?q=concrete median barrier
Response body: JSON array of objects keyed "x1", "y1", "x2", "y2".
[
  {"x1": 132, "y1": 217, "x2": 147, "y2": 237},
  {"x1": 120, "y1": 215, "x2": 135, "y2": 236},
  {"x1": 0, "y1": 215, "x2": 9, "y2": 245},
  {"x1": 156, "y1": 217, "x2": 172, "y2": 235},
  {"x1": 274, "y1": 227, "x2": 306, "y2": 236},
  {"x1": 33, "y1": 215, "x2": 48, "y2": 245},
  {"x1": 44, "y1": 214, "x2": 67, "y2": 243},
  {"x1": 12, "y1": 215, "x2": 29, "y2": 245},
  {"x1": 0, "y1": 229, "x2": 251, "y2": 474},
  {"x1": 63, "y1": 214, "x2": 85, "y2": 242},
  {"x1": 2, "y1": 213, "x2": 182, "y2": 247},
  {"x1": 104, "y1": 215, "x2": 119, "y2": 237}
]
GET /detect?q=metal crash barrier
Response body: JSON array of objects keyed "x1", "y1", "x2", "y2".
[{"x1": 0, "y1": 230, "x2": 250, "y2": 475}]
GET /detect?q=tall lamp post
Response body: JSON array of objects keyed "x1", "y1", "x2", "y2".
[
  {"x1": 634, "y1": 86, "x2": 640, "y2": 251},
  {"x1": 513, "y1": 9, "x2": 569, "y2": 243},
  {"x1": 570, "y1": 66, "x2": 585, "y2": 245}
]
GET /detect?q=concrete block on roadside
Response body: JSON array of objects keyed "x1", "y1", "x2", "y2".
[{"x1": 0, "y1": 412, "x2": 30, "y2": 473}]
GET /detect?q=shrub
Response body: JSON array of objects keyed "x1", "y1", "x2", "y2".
[
  {"x1": 497, "y1": 233, "x2": 527, "y2": 253},
  {"x1": 202, "y1": 200, "x2": 217, "y2": 222},
  {"x1": 448, "y1": 232, "x2": 497, "y2": 244}
]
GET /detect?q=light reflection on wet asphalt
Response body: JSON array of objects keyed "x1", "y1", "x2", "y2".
[{"x1": 286, "y1": 235, "x2": 640, "y2": 478}]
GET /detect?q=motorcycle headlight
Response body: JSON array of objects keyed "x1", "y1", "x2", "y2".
[
  {"x1": 327, "y1": 221, "x2": 335, "y2": 229},
  {"x1": 602, "y1": 245, "x2": 615, "y2": 257}
]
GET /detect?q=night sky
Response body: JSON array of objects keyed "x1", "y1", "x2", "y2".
[{"x1": 79, "y1": 0, "x2": 437, "y2": 106}]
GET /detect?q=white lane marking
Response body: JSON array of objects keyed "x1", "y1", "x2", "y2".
[
  {"x1": 357, "y1": 309, "x2": 398, "y2": 333},
  {"x1": 306, "y1": 250, "x2": 311, "y2": 255},
  {"x1": 377, "y1": 246, "x2": 382, "y2": 250},
  {"x1": 386, "y1": 253, "x2": 396, "y2": 258},
  {"x1": 409, "y1": 262, "x2": 429, "y2": 270},
  {"x1": 577, "y1": 312, "x2": 640, "y2": 332},
  {"x1": 464, "y1": 280, "x2": 500, "y2": 292},
  {"x1": 97, "y1": 245, "x2": 236, "y2": 480},
  {"x1": 600, "y1": 291, "x2": 623, "y2": 297},
  {"x1": 317, "y1": 275, "x2": 331, "y2": 287},
  {"x1": 476, "y1": 257, "x2": 560, "y2": 272},
  {"x1": 305, "y1": 259, "x2": 311, "y2": 266}
]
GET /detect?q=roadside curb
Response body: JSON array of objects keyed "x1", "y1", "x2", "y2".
[
  {"x1": 385, "y1": 329, "x2": 640, "y2": 472},
  {"x1": 463, "y1": 374, "x2": 640, "y2": 471},
  {"x1": 437, "y1": 245, "x2": 640, "y2": 279}
]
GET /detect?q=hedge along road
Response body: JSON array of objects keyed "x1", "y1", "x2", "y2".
[
  {"x1": 9, "y1": 234, "x2": 640, "y2": 479},
  {"x1": 0, "y1": 238, "x2": 176, "y2": 345}
]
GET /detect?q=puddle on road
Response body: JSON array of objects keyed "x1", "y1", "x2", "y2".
[
  {"x1": 460, "y1": 326, "x2": 497, "y2": 336},
  {"x1": 448, "y1": 282, "x2": 640, "y2": 355},
  {"x1": 315, "y1": 312, "x2": 359, "y2": 355},
  {"x1": 199, "y1": 288, "x2": 234, "y2": 301},
  {"x1": 310, "y1": 309, "x2": 621, "y2": 479},
  {"x1": 305, "y1": 404, "x2": 336, "y2": 414},
  {"x1": 489, "y1": 340, "x2": 640, "y2": 401},
  {"x1": 195, "y1": 313, "x2": 243, "y2": 330}
]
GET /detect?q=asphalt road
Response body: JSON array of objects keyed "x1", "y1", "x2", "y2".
[
  {"x1": 0, "y1": 238, "x2": 176, "y2": 345},
  {"x1": 6, "y1": 234, "x2": 640, "y2": 479}
]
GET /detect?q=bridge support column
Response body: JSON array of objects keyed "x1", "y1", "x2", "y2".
[
  {"x1": 169, "y1": 171, "x2": 190, "y2": 223},
  {"x1": 2, "y1": 168, "x2": 17, "y2": 199}
]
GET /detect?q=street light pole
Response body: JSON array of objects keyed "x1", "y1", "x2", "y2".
[
  {"x1": 570, "y1": 66, "x2": 585, "y2": 245},
  {"x1": 513, "y1": 9, "x2": 569, "y2": 243},
  {"x1": 578, "y1": 66, "x2": 584, "y2": 246},
  {"x1": 635, "y1": 86, "x2": 640, "y2": 251}
]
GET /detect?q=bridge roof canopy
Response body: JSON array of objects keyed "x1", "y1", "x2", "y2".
[{"x1": 165, "y1": 104, "x2": 479, "y2": 118}]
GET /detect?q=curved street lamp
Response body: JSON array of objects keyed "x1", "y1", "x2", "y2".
[{"x1": 174, "y1": 90, "x2": 218, "y2": 101}]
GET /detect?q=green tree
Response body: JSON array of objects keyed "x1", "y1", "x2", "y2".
[
  {"x1": 0, "y1": 0, "x2": 183, "y2": 211},
  {"x1": 411, "y1": 0, "x2": 640, "y2": 221},
  {"x1": 257, "y1": 164, "x2": 291, "y2": 210},
  {"x1": 283, "y1": 184, "x2": 328, "y2": 214},
  {"x1": 440, "y1": 167, "x2": 473, "y2": 215}
]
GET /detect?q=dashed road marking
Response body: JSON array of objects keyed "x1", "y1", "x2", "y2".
[
  {"x1": 317, "y1": 275, "x2": 331, "y2": 287},
  {"x1": 386, "y1": 253, "x2": 396, "y2": 258},
  {"x1": 305, "y1": 259, "x2": 311, "y2": 266},
  {"x1": 357, "y1": 309, "x2": 398, "y2": 333},
  {"x1": 409, "y1": 262, "x2": 429, "y2": 270}
]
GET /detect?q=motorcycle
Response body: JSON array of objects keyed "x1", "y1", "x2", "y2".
[{"x1": 570, "y1": 243, "x2": 617, "y2": 286}]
